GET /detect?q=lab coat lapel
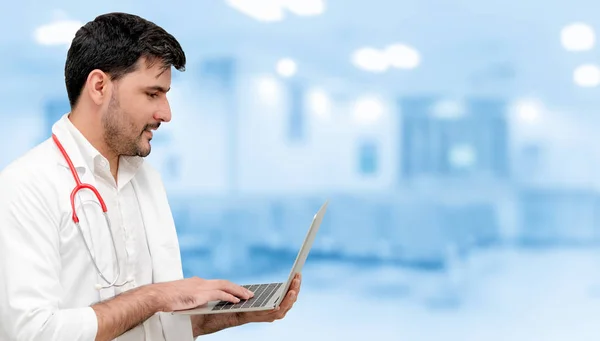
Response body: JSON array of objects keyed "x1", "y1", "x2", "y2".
[
  {"x1": 131, "y1": 174, "x2": 182, "y2": 282},
  {"x1": 131, "y1": 171, "x2": 194, "y2": 340},
  {"x1": 51, "y1": 117, "x2": 117, "y2": 302},
  {"x1": 77, "y1": 162, "x2": 118, "y2": 302}
]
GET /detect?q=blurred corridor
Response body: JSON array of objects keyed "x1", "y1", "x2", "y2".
[{"x1": 2, "y1": 1, "x2": 600, "y2": 339}]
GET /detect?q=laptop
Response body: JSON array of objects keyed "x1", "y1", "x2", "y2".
[{"x1": 172, "y1": 200, "x2": 329, "y2": 315}]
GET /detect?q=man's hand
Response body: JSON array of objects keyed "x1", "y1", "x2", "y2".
[
  {"x1": 238, "y1": 273, "x2": 302, "y2": 323},
  {"x1": 153, "y1": 277, "x2": 254, "y2": 312},
  {"x1": 192, "y1": 273, "x2": 302, "y2": 337},
  {"x1": 92, "y1": 277, "x2": 253, "y2": 341}
]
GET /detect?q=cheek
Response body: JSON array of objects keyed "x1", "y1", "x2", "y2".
[
  {"x1": 119, "y1": 104, "x2": 146, "y2": 130},
  {"x1": 118, "y1": 95, "x2": 155, "y2": 131}
]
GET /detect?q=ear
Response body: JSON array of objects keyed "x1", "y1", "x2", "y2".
[{"x1": 85, "y1": 69, "x2": 111, "y2": 106}]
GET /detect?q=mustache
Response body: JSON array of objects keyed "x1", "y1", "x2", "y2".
[{"x1": 143, "y1": 123, "x2": 161, "y2": 132}]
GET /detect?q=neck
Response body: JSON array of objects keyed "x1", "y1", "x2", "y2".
[{"x1": 68, "y1": 110, "x2": 119, "y2": 181}]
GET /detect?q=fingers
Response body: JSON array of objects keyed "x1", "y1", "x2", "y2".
[
  {"x1": 275, "y1": 275, "x2": 301, "y2": 312},
  {"x1": 282, "y1": 288, "x2": 297, "y2": 309},
  {"x1": 208, "y1": 290, "x2": 242, "y2": 304},
  {"x1": 284, "y1": 291, "x2": 297, "y2": 310},
  {"x1": 285, "y1": 277, "x2": 301, "y2": 301},
  {"x1": 240, "y1": 284, "x2": 300, "y2": 323},
  {"x1": 268, "y1": 291, "x2": 296, "y2": 320},
  {"x1": 200, "y1": 279, "x2": 254, "y2": 300},
  {"x1": 291, "y1": 275, "x2": 301, "y2": 292},
  {"x1": 163, "y1": 277, "x2": 257, "y2": 312},
  {"x1": 271, "y1": 285, "x2": 298, "y2": 318}
]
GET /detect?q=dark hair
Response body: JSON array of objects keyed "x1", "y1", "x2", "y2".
[{"x1": 64, "y1": 12, "x2": 186, "y2": 107}]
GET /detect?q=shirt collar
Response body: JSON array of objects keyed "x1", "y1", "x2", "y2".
[
  {"x1": 62, "y1": 113, "x2": 104, "y2": 175},
  {"x1": 56, "y1": 113, "x2": 145, "y2": 183}
]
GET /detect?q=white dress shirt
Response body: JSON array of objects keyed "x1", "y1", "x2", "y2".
[
  {"x1": 64, "y1": 118, "x2": 166, "y2": 341},
  {"x1": 0, "y1": 114, "x2": 193, "y2": 341}
]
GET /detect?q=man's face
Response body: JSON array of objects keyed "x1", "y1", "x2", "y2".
[{"x1": 101, "y1": 57, "x2": 172, "y2": 158}]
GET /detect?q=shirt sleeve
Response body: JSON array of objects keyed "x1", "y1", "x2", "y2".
[{"x1": 0, "y1": 169, "x2": 98, "y2": 341}]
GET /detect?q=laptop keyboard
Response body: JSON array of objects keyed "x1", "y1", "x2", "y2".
[{"x1": 212, "y1": 282, "x2": 283, "y2": 311}]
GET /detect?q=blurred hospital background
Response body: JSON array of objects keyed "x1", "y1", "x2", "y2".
[{"x1": 3, "y1": 0, "x2": 600, "y2": 340}]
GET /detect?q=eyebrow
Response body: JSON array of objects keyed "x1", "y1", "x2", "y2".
[{"x1": 145, "y1": 85, "x2": 170, "y2": 93}]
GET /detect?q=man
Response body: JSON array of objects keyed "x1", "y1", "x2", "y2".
[{"x1": 0, "y1": 12, "x2": 301, "y2": 341}]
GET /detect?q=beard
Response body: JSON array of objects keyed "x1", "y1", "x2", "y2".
[{"x1": 101, "y1": 93, "x2": 155, "y2": 158}]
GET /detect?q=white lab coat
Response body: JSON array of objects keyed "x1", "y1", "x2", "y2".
[{"x1": 0, "y1": 116, "x2": 194, "y2": 340}]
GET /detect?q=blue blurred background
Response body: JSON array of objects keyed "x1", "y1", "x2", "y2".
[{"x1": 3, "y1": 0, "x2": 600, "y2": 339}]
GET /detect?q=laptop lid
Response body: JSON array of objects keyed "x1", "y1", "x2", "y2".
[{"x1": 275, "y1": 200, "x2": 329, "y2": 304}]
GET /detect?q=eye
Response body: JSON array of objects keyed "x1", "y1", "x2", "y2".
[{"x1": 147, "y1": 92, "x2": 159, "y2": 99}]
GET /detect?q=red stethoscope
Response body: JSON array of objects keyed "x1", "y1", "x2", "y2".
[{"x1": 52, "y1": 133, "x2": 130, "y2": 290}]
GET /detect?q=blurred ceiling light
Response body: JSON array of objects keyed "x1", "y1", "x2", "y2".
[
  {"x1": 276, "y1": 58, "x2": 297, "y2": 77},
  {"x1": 561, "y1": 22, "x2": 595, "y2": 51},
  {"x1": 514, "y1": 99, "x2": 542, "y2": 123},
  {"x1": 432, "y1": 99, "x2": 465, "y2": 119},
  {"x1": 226, "y1": 0, "x2": 285, "y2": 22},
  {"x1": 573, "y1": 63, "x2": 600, "y2": 87},
  {"x1": 449, "y1": 144, "x2": 476, "y2": 168},
  {"x1": 283, "y1": 0, "x2": 325, "y2": 16},
  {"x1": 384, "y1": 43, "x2": 420, "y2": 69},
  {"x1": 351, "y1": 47, "x2": 390, "y2": 73},
  {"x1": 34, "y1": 19, "x2": 82, "y2": 46},
  {"x1": 256, "y1": 76, "x2": 281, "y2": 104},
  {"x1": 353, "y1": 96, "x2": 385, "y2": 124},
  {"x1": 307, "y1": 88, "x2": 331, "y2": 118}
]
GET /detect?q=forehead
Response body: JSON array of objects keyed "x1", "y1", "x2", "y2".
[{"x1": 123, "y1": 57, "x2": 172, "y2": 86}]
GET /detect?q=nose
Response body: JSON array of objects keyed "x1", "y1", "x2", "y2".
[{"x1": 153, "y1": 98, "x2": 172, "y2": 123}]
